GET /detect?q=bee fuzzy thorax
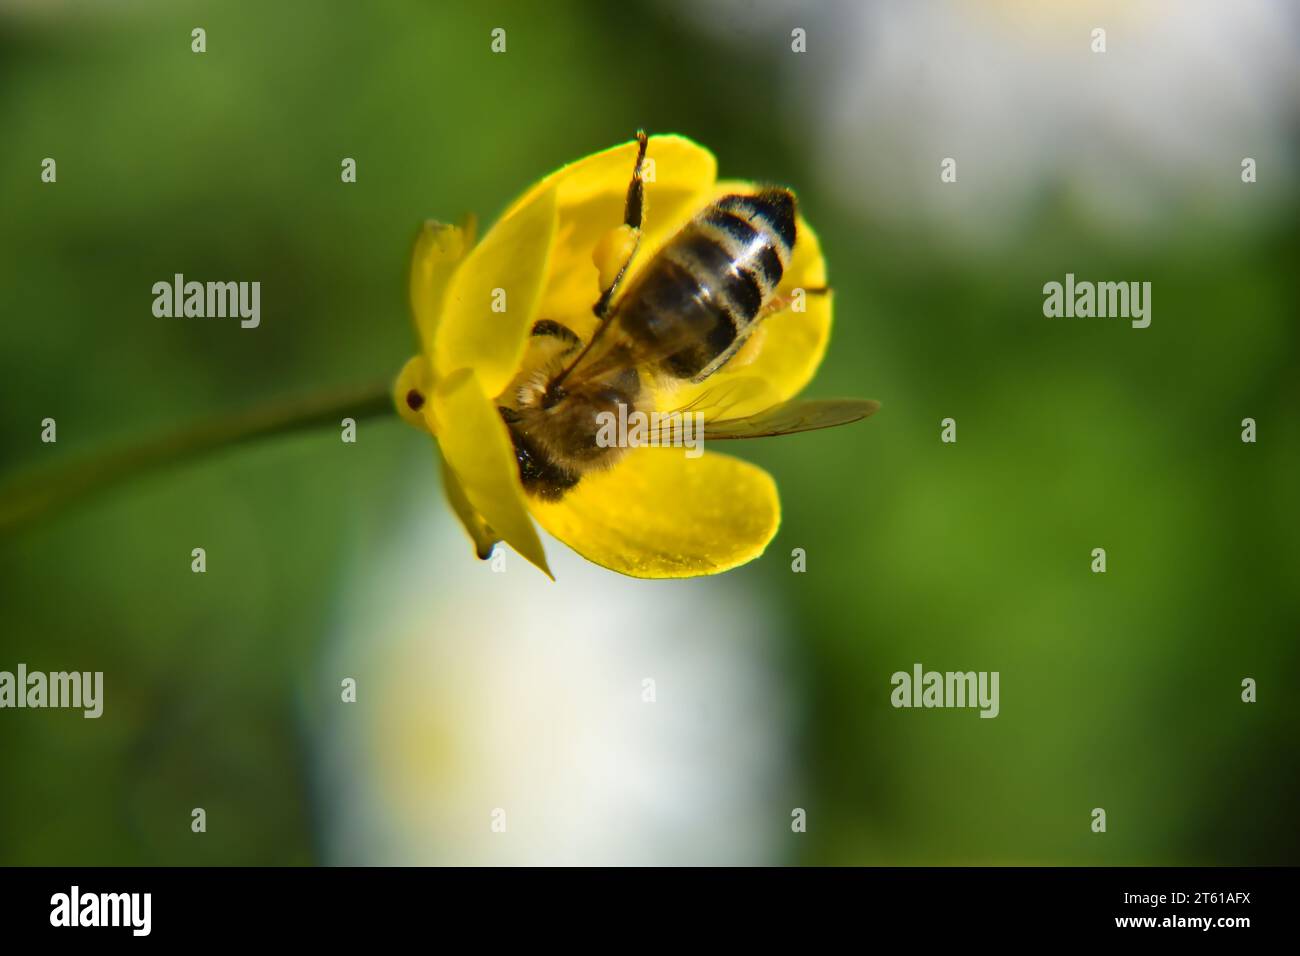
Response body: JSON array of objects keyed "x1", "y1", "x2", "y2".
[{"x1": 501, "y1": 325, "x2": 649, "y2": 500}]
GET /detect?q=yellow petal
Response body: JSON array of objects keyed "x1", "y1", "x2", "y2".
[
  {"x1": 530, "y1": 448, "x2": 779, "y2": 578},
  {"x1": 514, "y1": 134, "x2": 718, "y2": 345},
  {"x1": 663, "y1": 180, "x2": 832, "y2": 420},
  {"x1": 430, "y1": 368, "x2": 551, "y2": 578},
  {"x1": 434, "y1": 186, "x2": 559, "y2": 399},
  {"x1": 438, "y1": 451, "x2": 498, "y2": 560},
  {"x1": 393, "y1": 354, "x2": 436, "y2": 433},
  {"x1": 409, "y1": 218, "x2": 474, "y2": 355}
]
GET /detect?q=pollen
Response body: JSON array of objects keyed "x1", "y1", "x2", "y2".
[{"x1": 592, "y1": 223, "x2": 639, "y2": 292}]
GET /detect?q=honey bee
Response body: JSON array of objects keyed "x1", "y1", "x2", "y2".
[{"x1": 500, "y1": 131, "x2": 878, "y2": 500}]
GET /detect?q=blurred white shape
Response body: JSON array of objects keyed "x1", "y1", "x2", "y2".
[
  {"x1": 677, "y1": 0, "x2": 1300, "y2": 241},
  {"x1": 314, "y1": 478, "x2": 793, "y2": 865}
]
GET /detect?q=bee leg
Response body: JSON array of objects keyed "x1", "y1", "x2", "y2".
[
  {"x1": 545, "y1": 131, "x2": 649, "y2": 397},
  {"x1": 592, "y1": 129, "x2": 649, "y2": 321},
  {"x1": 530, "y1": 319, "x2": 582, "y2": 348},
  {"x1": 756, "y1": 286, "x2": 829, "y2": 319}
]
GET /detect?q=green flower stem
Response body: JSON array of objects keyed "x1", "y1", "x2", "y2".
[{"x1": 0, "y1": 381, "x2": 396, "y2": 536}]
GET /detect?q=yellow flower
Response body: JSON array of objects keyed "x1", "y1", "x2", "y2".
[{"x1": 394, "y1": 135, "x2": 833, "y2": 579}]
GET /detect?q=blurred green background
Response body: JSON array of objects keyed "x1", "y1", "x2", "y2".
[{"x1": 1, "y1": 0, "x2": 1297, "y2": 865}]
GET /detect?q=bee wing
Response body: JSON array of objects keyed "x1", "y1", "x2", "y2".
[
  {"x1": 669, "y1": 375, "x2": 782, "y2": 419},
  {"x1": 698, "y1": 398, "x2": 880, "y2": 440}
]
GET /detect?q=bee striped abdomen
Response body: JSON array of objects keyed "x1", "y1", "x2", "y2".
[{"x1": 616, "y1": 188, "x2": 796, "y2": 380}]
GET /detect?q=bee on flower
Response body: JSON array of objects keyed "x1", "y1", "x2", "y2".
[{"x1": 394, "y1": 132, "x2": 877, "y2": 579}]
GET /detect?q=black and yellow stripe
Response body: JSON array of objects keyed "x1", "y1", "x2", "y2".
[{"x1": 617, "y1": 188, "x2": 796, "y2": 380}]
